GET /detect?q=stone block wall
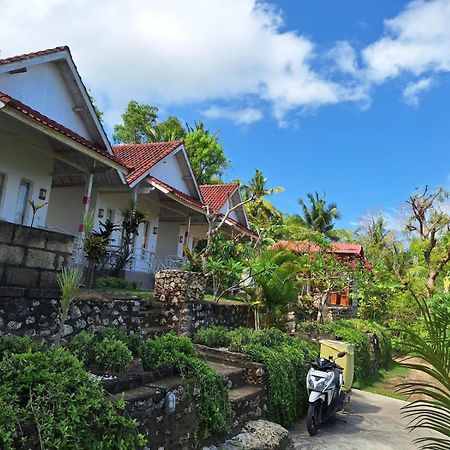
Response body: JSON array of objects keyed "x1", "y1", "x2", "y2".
[
  {"x1": 180, "y1": 301, "x2": 253, "y2": 335},
  {"x1": 323, "y1": 305, "x2": 357, "y2": 321},
  {"x1": 0, "y1": 221, "x2": 74, "y2": 289},
  {"x1": 0, "y1": 287, "x2": 142, "y2": 341},
  {"x1": 154, "y1": 270, "x2": 253, "y2": 335}
]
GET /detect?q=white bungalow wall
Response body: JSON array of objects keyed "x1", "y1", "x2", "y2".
[
  {"x1": 0, "y1": 129, "x2": 54, "y2": 227},
  {"x1": 0, "y1": 63, "x2": 92, "y2": 141},
  {"x1": 150, "y1": 152, "x2": 195, "y2": 197}
]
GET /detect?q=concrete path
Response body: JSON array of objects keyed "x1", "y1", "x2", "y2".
[{"x1": 290, "y1": 389, "x2": 429, "y2": 450}]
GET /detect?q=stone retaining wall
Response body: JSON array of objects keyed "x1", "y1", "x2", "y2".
[
  {"x1": 0, "y1": 221, "x2": 74, "y2": 289},
  {"x1": 154, "y1": 270, "x2": 253, "y2": 335},
  {"x1": 180, "y1": 301, "x2": 253, "y2": 335},
  {"x1": 0, "y1": 287, "x2": 142, "y2": 341}
]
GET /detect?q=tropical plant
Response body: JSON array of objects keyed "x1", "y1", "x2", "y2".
[
  {"x1": 297, "y1": 192, "x2": 341, "y2": 241},
  {"x1": 55, "y1": 268, "x2": 82, "y2": 346},
  {"x1": 184, "y1": 121, "x2": 228, "y2": 185},
  {"x1": 397, "y1": 296, "x2": 450, "y2": 450},
  {"x1": 241, "y1": 170, "x2": 283, "y2": 230},
  {"x1": 113, "y1": 100, "x2": 159, "y2": 144},
  {"x1": 403, "y1": 186, "x2": 450, "y2": 299},
  {"x1": 113, "y1": 201, "x2": 146, "y2": 276},
  {"x1": 28, "y1": 199, "x2": 48, "y2": 227}
]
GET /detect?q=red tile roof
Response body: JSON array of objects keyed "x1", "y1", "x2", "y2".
[
  {"x1": 148, "y1": 177, "x2": 256, "y2": 238},
  {"x1": 273, "y1": 240, "x2": 364, "y2": 258},
  {"x1": 0, "y1": 46, "x2": 70, "y2": 66},
  {"x1": 148, "y1": 176, "x2": 204, "y2": 211},
  {"x1": 0, "y1": 91, "x2": 129, "y2": 170},
  {"x1": 114, "y1": 141, "x2": 183, "y2": 185},
  {"x1": 199, "y1": 183, "x2": 239, "y2": 213}
]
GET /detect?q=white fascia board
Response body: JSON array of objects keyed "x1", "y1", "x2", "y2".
[
  {"x1": 3, "y1": 106, "x2": 128, "y2": 174},
  {"x1": 64, "y1": 56, "x2": 113, "y2": 154},
  {"x1": 177, "y1": 144, "x2": 202, "y2": 200},
  {"x1": 0, "y1": 49, "x2": 113, "y2": 155},
  {"x1": 0, "y1": 52, "x2": 67, "y2": 74}
]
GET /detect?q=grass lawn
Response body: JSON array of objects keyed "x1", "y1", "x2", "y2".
[
  {"x1": 77, "y1": 288, "x2": 155, "y2": 301},
  {"x1": 203, "y1": 294, "x2": 245, "y2": 305},
  {"x1": 353, "y1": 362, "x2": 411, "y2": 400}
]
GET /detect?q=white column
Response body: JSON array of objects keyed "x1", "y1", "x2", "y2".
[{"x1": 77, "y1": 172, "x2": 94, "y2": 264}]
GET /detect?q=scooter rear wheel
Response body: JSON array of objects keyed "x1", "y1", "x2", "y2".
[{"x1": 306, "y1": 401, "x2": 320, "y2": 436}]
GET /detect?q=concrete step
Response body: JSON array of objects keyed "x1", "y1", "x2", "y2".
[
  {"x1": 207, "y1": 360, "x2": 247, "y2": 390},
  {"x1": 228, "y1": 385, "x2": 265, "y2": 432}
]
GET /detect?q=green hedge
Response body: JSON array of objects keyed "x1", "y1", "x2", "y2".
[
  {"x1": 0, "y1": 338, "x2": 143, "y2": 449},
  {"x1": 194, "y1": 327, "x2": 318, "y2": 427},
  {"x1": 141, "y1": 332, "x2": 231, "y2": 436},
  {"x1": 297, "y1": 319, "x2": 392, "y2": 382}
]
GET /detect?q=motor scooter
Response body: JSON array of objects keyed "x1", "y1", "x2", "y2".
[{"x1": 306, "y1": 351, "x2": 348, "y2": 436}]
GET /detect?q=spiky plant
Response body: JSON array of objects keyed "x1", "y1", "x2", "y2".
[
  {"x1": 55, "y1": 268, "x2": 82, "y2": 346},
  {"x1": 397, "y1": 297, "x2": 450, "y2": 449}
]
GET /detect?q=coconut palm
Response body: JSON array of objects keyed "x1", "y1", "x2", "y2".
[
  {"x1": 297, "y1": 192, "x2": 341, "y2": 241},
  {"x1": 242, "y1": 170, "x2": 283, "y2": 228},
  {"x1": 397, "y1": 296, "x2": 450, "y2": 449}
]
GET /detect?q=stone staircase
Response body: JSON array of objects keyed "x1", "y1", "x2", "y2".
[
  {"x1": 206, "y1": 359, "x2": 266, "y2": 433},
  {"x1": 138, "y1": 299, "x2": 172, "y2": 338}
]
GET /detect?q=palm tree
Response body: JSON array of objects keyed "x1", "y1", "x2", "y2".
[
  {"x1": 397, "y1": 296, "x2": 450, "y2": 449},
  {"x1": 297, "y1": 192, "x2": 341, "y2": 241},
  {"x1": 242, "y1": 170, "x2": 283, "y2": 228}
]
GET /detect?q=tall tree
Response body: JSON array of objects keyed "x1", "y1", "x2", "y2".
[
  {"x1": 184, "y1": 122, "x2": 228, "y2": 185},
  {"x1": 404, "y1": 186, "x2": 450, "y2": 298},
  {"x1": 297, "y1": 192, "x2": 341, "y2": 241},
  {"x1": 113, "y1": 100, "x2": 159, "y2": 144},
  {"x1": 153, "y1": 116, "x2": 185, "y2": 142},
  {"x1": 242, "y1": 169, "x2": 283, "y2": 229}
]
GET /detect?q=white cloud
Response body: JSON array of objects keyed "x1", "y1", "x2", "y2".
[
  {"x1": 328, "y1": 41, "x2": 359, "y2": 75},
  {"x1": 201, "y1": 106, "x2": 263, "y2": 125},
  {"x1": 0, "y1": 0, "x2": 363, "y2": 127},
  {"x1": 402, "y1": 77, "x2": 433, "y2": 105},
  {"x1": 362, "y1": 0, "x2": 450, "y2": 83}
]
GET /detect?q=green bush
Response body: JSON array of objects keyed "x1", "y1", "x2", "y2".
[
  {"x1": 0, "y1": 347, "x2": 143, "y2": 449},
  {"x1": 95, "y1": 276, "x2": 137, "y2": 290},
  {"x1": 244, "y1": 340, "x2": 313, "y2": 427},
  {"x1": 0, "y1": 336, "x2": 41, "y2": 360},
  {"x1": 297, "y1": 319, "x2": 392, "y2": 382},
  {"x1": 94, "y1": 338, "x2": 133, "y2": 373},
  {"x1": 66, "y1": 330, "x2": 96, "y2": 366},
  {"x1": 67, "y1": 328, "x2": 142, "y2": 368},
  {"x1": 192, "y1": 326, "x2": 232, "y2": 348},
  {"x1": 141, "y1": 332, "x2": 230, "y2": 436},
  {"x1": 193, "y1": 327, "x2": 318, "y2": 427}
]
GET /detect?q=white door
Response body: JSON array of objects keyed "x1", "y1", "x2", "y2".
[{"x1": 15, "y1": 180, "x2": 31, "y2": 225}]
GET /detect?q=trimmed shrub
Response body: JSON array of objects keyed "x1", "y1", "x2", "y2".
[
  {"x1": 0, "y1": 336, "x2": 41, "y2": 360},
  {"x1": 0, "y1": 347, "x2": 143, "y2": 449},
  {"x1": 192, "y1": 326, "x2": 232, "y2": 348},
  {"x1": 66, "y1": 330, "x2": 96, "y2": 366},
  {"x1": 94, "y1": 339, "x2": 133, "y2": 373},
  {"x1": 297, "y1": 319, "x2": 392, "y2": 381},
  {"x1": 141, "y1": 332, "x2": 230, "y2": 436}
]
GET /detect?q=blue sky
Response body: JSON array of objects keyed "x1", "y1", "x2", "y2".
[{"x1": 1, "y1": 0, "x2": 450, "y2": 228}]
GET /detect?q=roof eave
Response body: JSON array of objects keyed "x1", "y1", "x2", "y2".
[{"x1": 2, "y1": 106, "x2": 128, "y2": 174}]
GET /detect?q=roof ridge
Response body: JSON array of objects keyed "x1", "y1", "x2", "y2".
[
  {"x1": 112, "y1": 140, "x2": 183, "y2": 149},
  {"x1": 0, "y1": 46, "x2": 70, "y2": 65},
  {"x1": 200, "y1": 183, "x2": 240, "y2": 187}
]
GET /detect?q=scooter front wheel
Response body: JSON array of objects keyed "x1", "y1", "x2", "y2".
[{"x1": 306, "y1": 400, "x2": 321, "y2": 436}]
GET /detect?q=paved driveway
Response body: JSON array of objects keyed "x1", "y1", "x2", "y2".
[{"x1": 290, "y1": 389, "x2": 429, "y2": 450}]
